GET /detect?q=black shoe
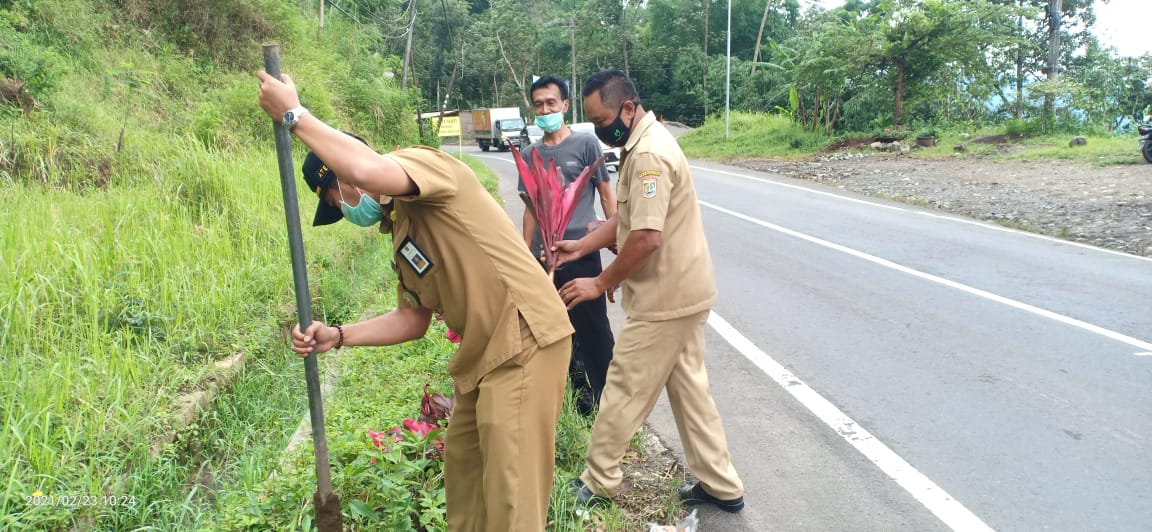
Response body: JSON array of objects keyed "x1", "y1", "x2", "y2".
[
  {"x1": 678, "y1": 482, "x2": 744, "y2": 513},
  {"x1": 571, "y1": 478, "x2": 610, "y2": 508}
]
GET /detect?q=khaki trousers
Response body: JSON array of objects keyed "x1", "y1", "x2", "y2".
[
  {"x1": 444, "y1": 322, "x2": 571, "y2": 532},
  {"x1": 580, "y1": 309, "x2": 743, "y2": 499}
]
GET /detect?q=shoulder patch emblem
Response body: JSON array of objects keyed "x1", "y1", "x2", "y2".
[{"x1": 641, "y1": 176, "x2": 658, "y2": 199}]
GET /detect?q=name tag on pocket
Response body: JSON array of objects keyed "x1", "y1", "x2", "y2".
[{"x1": 399, "y1": 236, "x2": 433, "y2": 277}]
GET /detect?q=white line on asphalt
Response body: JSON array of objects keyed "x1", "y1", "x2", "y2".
[
  {"x1": 1137, "y1": 352, "x2": 1152, "y2": 356},
  {"x1": 692, "y1": 165, "x2": 1152, "y2": 264},
  {"x1": 476, "y1": 154, "x2": 513, "y2": 164},
  {"x1": 707, "y1": 311, "x2": 995, "y2": 532},
  {"x1": 700, "y1": 200, "x2": 1152, "y2": 354}
]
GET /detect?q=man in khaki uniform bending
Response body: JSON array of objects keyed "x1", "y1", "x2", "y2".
[
  {"x1": 554, "y1": 69, "x2": 745, "y2": 513},
  {"x1": 258, "y1": 70, "x2": 573, "y2": 531}
]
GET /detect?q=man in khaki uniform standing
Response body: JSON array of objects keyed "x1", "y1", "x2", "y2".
[
  {"x1": 554, "y1": 69, "x2": 745, "y2": 513},
  {"x1": 258, "y1": 70, "x2": 573, "y2": 531}
]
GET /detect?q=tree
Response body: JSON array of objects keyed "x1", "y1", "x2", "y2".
[{"x1": 887, "y1": 1, "x2": 1006, "y2": 125}]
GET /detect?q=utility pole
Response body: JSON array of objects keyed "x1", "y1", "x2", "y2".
[
  {"x1": 562, "y1": 21, "x2": 577, "y2": 124},
  {"x1": 402, "y1": 6, "x2": 417, "y2": 90},
  {"x1": 1044, "y1": 0, "x2": 1061, "y2": 124},
  {"x1": 725, "y1": 0, "x2": 731, "y2": 140},
  {"x1": 318, "y1": 0, "x2": 324, "y2": 39},
  {"x1": 703, "y1": 0, "x2": 709, "y2": 118}
]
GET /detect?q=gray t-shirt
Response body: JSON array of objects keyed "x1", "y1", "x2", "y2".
[{"x1": 518, "y1": 131, "x2": 609, "y2": 254}]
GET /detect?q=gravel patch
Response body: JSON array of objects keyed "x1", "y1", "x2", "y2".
[{"x1": 729, "y1": 152, "x2": 1152, "y2": 257}]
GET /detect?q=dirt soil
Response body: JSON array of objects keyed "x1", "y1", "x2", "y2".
[{"x1": 726, "y1": 150, "x2": 1152, "y2": 257}]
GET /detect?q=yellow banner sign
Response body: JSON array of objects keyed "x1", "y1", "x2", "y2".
[{"x1": 438, "y1": 116, "x2": 461, "y2": 137}]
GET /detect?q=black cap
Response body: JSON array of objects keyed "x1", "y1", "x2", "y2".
[
  {"x1": 300, "y1": 132, "x2": 371, "y2": 226},
  {"x1": 301, "y1": 151, "x2": 344, "y2": 226}
]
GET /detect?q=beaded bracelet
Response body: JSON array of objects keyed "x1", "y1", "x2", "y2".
[{"x1": 334, "y1": 324, "x2": 344, "y2": 349}]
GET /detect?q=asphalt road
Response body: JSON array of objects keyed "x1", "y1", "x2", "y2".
[{"x1": 469, "y1": 146, "x2": 1152, "y2": 532}]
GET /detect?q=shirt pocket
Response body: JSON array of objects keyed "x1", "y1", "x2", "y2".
[{"x1": 615, "y1": 193, "x2": 630, "y2": 232}]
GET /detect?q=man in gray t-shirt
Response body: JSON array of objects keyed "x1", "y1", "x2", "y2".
[{"x1": 517, "y1": 75, "x2": 616, "y2": 416}]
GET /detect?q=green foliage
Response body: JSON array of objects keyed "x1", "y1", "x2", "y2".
[
  {"x1": 1004, "y1": 117, "x2": 1046, "y2": 137},
  {"x1": 678, "y1": 112, "x2": 830, "y2": 159},
  {"x1": 220, "y1": 403, "x2": 450, "y2": 531},
  {"x1": 193, "y1": 75, "x2": 288, "y2": 152},
  {"x1": 117, "y1": 0, "x2": 304, "y2": 70},
  {"x1": 0, "y1": 11, "x2": 67, "y2": 101},
  {"x1": 0, "y1": 0, "x2": 426, "y2": 529}
]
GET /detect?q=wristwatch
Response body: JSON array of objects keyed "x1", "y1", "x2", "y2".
[{"x1": 282, "y1": 106, "x2": 310, "y2": 130}]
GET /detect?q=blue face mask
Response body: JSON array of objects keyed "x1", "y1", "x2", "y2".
[
  {"x1": 337, "y1": 181, "x2": 384, "y2": 227},
  {"x1": 341, "y1": 193, "x2": 383, "y2": 227},
  {"x1": 535, "y1": 112, "x2": 565, "y2": 133}
]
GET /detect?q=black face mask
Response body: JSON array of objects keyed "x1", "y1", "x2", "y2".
[{"x1": 594, "y1": 101, "x2": 636, "y2": 148}]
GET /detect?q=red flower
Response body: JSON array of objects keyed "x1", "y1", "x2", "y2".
[
  {"x1": 367, "y1": 429, "x2": 390, "y2": 449},
  {"x1": 511, "y1": 144, "x2": 607, "y2": 272},
  {"x1": 435, "y1": 315, "x2": 462, "y2": 344},
  {"x1": 403, "y1": 418, "x2": 438, "y2": 438}
]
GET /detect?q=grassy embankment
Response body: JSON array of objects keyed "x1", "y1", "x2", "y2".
[
  {"x1": 678, "y1": 111, "x2": 1145, "y2": 165},
  {"x1": 2, "y1": 1, "x2": 683, "y2": 530}
]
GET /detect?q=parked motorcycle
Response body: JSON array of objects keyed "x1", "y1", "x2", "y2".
[{"x1": 1140, "y1": 123, "x2": 1152, "y2": 163}]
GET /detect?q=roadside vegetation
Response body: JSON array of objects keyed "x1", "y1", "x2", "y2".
[
  {"x1": 5, "y1": 0, "x2": 1146, "y2": 530},
  {"x1": 0, "y1": 1, "x2": 683, "y2": 530},
  {"x1": 678, "y1": 111, "x2": 1146, "y2": 166}
]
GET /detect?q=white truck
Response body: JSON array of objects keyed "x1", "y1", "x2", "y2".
[{"x1": 472, "y1": 107, "x2": 525, "y2": 152}]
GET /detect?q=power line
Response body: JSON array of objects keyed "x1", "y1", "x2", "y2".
[{"x1": 325, "y1": 0, "x2": 414, "y2": 39}]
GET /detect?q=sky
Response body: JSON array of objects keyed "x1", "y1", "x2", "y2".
[{"x1": 808, "y1": 0, "x2": 1151, "y2": 58}]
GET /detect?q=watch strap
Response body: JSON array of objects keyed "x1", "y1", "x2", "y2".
[{"x1": 283, "y1": 106, "x2": 310, "y2": 130}]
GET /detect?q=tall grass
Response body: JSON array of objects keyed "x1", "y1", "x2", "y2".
[
  {"x1": 0, "y1": 141, "x2": 326, "y2": 527},
  {"x1": 0, "y1": 0, "x2": 426, "y2": 528}
]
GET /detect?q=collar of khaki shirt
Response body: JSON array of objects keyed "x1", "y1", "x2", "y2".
[{"x1": 621, "y1": 111, "x2": 658, "y2": 155}]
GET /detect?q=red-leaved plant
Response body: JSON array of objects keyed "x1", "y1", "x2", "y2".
[
  {"x1": 368, "y1": 384, "x2": 454, "y2": 461},
  {"x1": 511, "y1": 144, "x2": 607, "y2": 273}
]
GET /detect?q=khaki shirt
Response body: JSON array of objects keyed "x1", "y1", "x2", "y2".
[
  {"x1": 385, "y1": 146, "x2": 573, "y2": 393},
  {"x1": 615, "y1": 112, "x2": 717, "y2": 321}
]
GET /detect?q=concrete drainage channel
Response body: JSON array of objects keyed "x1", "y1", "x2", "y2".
[
  {"x1": 148, "y1": 353, "x2": 246, "y2": 459},
  {"x1": 147, "y1": 350, "x2": 342, "y2": 466},
  {"x1": 278, "y1": 353, "x2": 342, "y2": 472},
  {"x1": 137, "y1": 350, "x2": 340, "y2": 508}
]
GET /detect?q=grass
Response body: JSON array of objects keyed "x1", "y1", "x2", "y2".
[
  {"x1": 677, "y1": 112, "x2": 834, "y2": 160},
  {"x1": 0, "y1": 1, "x2": 431, "y2": 527},
  {"x1": 0, "y1": 134, "x2": 402, "y2": 528},
  {"x1": 678, "y1": 112, "x2": 1147, "y2": 166}
]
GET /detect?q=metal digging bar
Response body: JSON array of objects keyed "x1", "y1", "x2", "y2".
[{"x1": 262, "y1": 44, "x2": 343, "y2": 531}]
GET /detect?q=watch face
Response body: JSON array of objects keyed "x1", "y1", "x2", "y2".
[{"x1": 284, "y1": 111, "x2": 295, "y2": 125}]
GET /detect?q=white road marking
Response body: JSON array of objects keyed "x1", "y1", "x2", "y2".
[
  {"x1": 1136, "y1": 352, "x2": 1152, "y2": 357},
  {"x1": 708, "y1": 311, "x2": 995, "y2": 532},
  {"x1": 700, "y1": 200, "x2": 1152, "y2": 354},
  {"x1": 476, "y1": 154, "x2": 513, "y2": 164},
  {"x1": 692, "y1": 165, "x2": 1152, "y2": 264}
]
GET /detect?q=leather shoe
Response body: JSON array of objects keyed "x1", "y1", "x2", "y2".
[
  {"x1": 678, "y1": 482, "x2": 744, "y2": 513},
  {"x1": 571, "y1": 478, "x2": 609, "y2": 508}
]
